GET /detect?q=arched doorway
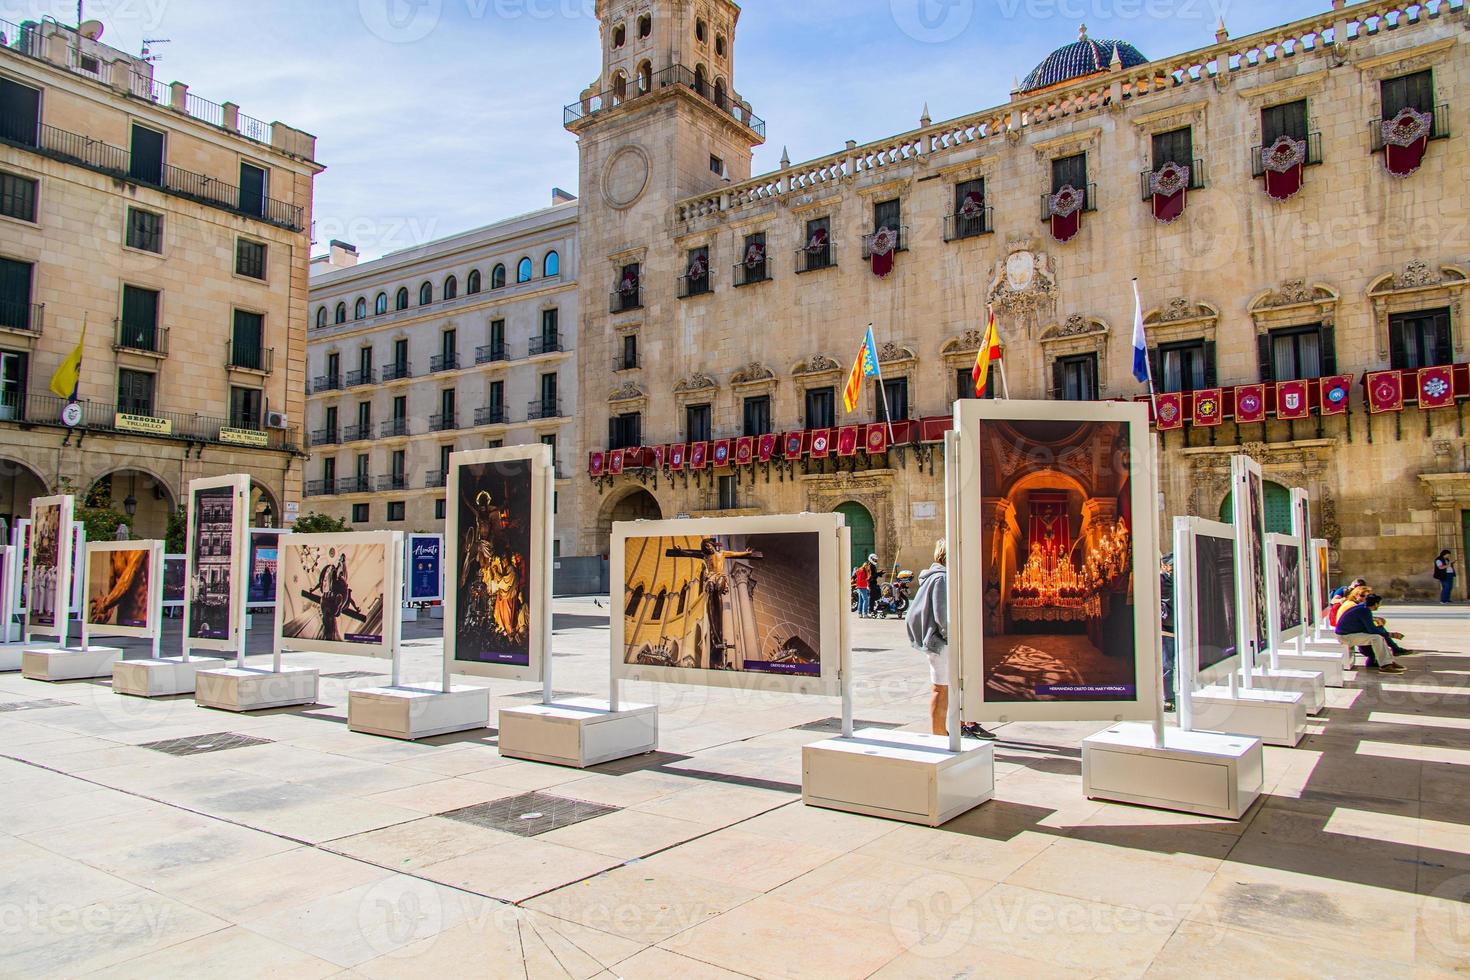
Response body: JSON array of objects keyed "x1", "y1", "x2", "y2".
[
  {"x1": 0, "y1": 457, "x2": 47, "y2": 535},
  {"x1": 87, "y1": 469, "x2": 176, "y2": 539},
  {"x1": 249, "y1": 482, "x2": 280, "y2": 529},
  {"x1": 597, "y1": 487, "x2": 662, "y2": 556},
  {"x1": 835, "y1": 501, "x2": 874, "y2": 572},
  {"x1": 1220, "y1": 481, "x2": 1292, "y2": 534}
]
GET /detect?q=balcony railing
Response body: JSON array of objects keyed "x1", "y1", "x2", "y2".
[
  {"x1": 1251, "y1": 132, "x2": 1324, "y2": 176},
  {"x1": 733, "y1": 261, "x2": 770, "y2": 287},
  {"x1": 610, "y1": 288, "x2": 642, "y2": 313},
  {"x1": 1137, "y1": 159, "x2": 1208, "y2": 201},
  {"x1": 528, "y1": 398, "x2": 564, "y2": 421},
  {"x1": 378, "y1": 474, "x2": 409, "y2": 492},
  {"x1": 0, "y1": 391, "x2": 299, "y2": 451},
  {"x1": 343, "y1": 422, "x2": 372, "y2": 442},
  {"x1": 226, "y1": 341, "x2": 273, "y2": 373},
  {"x1": 677, "y1": 274, "x2": 712, "y2": 299},
  {"x1": 381, "y1": 362, "x2": 413, "y2": 382},
  {"x1": 310, "y1": 427, "x2": 339, "y2": 447},
  {"x1": 113, "y1": 319, "x2": 169, "y2": 356},
  {"x1": 476, "y1": 343, "x2": 507, "y2": 365},
  {"x1": 1039, "y1": 183, "x2": 1098, "y2": 222},
  {"x1": 312, "y1": 375, "x2": 342, "y2": 394},
  {"x1": 346, "y1": 368, "x2": 375, "y2": 387},
  {"x1": 0, "y1": 300, "x2": 42, "y2": 335},
  {"x1": 860, "y1": 226, "x2": 909, "y2": 259},
  {"x1": 430, "y1": 412, "x2": 458, "y2": 432},
  {"x1": 430, "y1": 352, "x2": 460, "y2": 373},
  {"x1": 305, "y1": 480, "x2": 336, "y2": 497},
  {"x1": 475, "y1": 405, "x2": 508, "y2": 426},
  {"x1": 565, "y1": 64, "x2": 765, "y2": 139},
  {"x1": 0, "y1": 117, "x2": 303, "y2": 230},
  {"x1": 381, "y1": 418, "x2": 409, "y2": 438},
  {"x1": 425, "y1": 470, "x2": 448, "y2": 489},
  {"x1": 530, "y1": 334, "x2": 563, "y2": 356},
  {"x1": 338, "y1": 477, "x2": 374, "y2": 495},
  {"x1": 613, "y1": 354, "x2": 640, "y2": 371},
  {"x1": 944, "y1": 207, "x2": 994, "y2": 241},
  {"x1": 1369, "y1": 103, "x2": 1451, "y2": 151},
  {"x1": 796, "y1": 242, "x2": 836, "y2": 274}
]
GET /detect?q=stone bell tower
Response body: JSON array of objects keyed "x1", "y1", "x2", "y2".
[{"x1": 567, "y1": 0, "x2": 766, "y2": 556}]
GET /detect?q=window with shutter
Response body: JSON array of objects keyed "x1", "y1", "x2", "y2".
[
  {"x1": 876, "y1": 378, "x2": 909, "y2": 420},
  {"x1": 1261, "y1": 100, "x2": 1308, "y2": 144},
  {"x1": 804, "y1": 387, "x2": 835, "y2": 428},
  {"x1": 1267, "y1": 325, "x2": 1324, "y2": 381},
  {"x1": 1052, "y1": 153, "x2": 1087, "y2": 193},
  {"x1": 686, "y1": 403, "x2": 711, "y2": 442},
  {"x1": 1381, "y1": 70, "x2": 1434, "y2": 117},
  {"x1": 1056, "y1": 354, "x2": 1098, "y2": 400},
  {"x1": 1157, "y1": 341, "x2": 1207, "y2": 393},
  {"x1": 742, "y1": 395, "x2": 770, "y2": 436},
  {"x1": 1151, "y1": 127, "x2": 1193, "y2": 170},
  {"x1": 1390, "y1": 308, "x2": 1454, "y2": 369}
]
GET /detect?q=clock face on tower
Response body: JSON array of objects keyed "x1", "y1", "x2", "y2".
[{"x1": 603, "y1": 145, "x2": 651, "y2": 209}]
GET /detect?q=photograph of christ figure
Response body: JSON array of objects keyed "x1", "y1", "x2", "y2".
[
  {"x1": 1275, "y1": 541, "x2": 1303, "y2": 635},
  {"x1": 27, "y1": 501, "x2": 62, "y2": 630},
  {"x1": 86, "y1": 546, "x2": 152, "y2": 630},
  {"x1": 621, "y1": 532, "x2": 822, "y2": 676},
  {"x1": 977, "y1": 419, "x2": 1138, "y2": 702},
  {"x1": 279, "y1": 540, "x2": 386, "y2": 647},
  {"x1": 453, "y1": 459, "x2": 532, "y2": 667}
]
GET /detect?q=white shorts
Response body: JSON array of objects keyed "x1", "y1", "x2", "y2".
[{"x1": 927, "y1": 644, "x2": 949, "y2": 687}]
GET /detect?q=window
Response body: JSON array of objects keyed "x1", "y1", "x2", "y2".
[
  {"x1": 540, "y1": 434, "x2": 558, "y2": 471},
  {"x1": 441, "y1": 328, "x2": 457, "y2": 362},
  {"x1": 438, "y1": 444, "x2": 452, "y2": 478},
  {"x1": 1261, "y1": 100, "x2": 1308, "y2": 144},
  {"x1": 393, "y1": 338, "x2": 409, "y2": 373},
  {"x1": 955, "y1": 367, "x2": 997, "y2": 400},
  {"x1": 612, "y1": 72, "x2": 627, "y2": 103},
  {"x1": 694, "y1": 64, "x2": 708, "y2": 97},
  {"x1": 686, "y1": 403, "x2": 711, "y2": 442},
  {"x1": 517, "y1": 257, "x2": 533, "y2": 283},
  {"x1": 357, "y1": 400, "x2": 371, "y2": 430},
  {"x1": 491, "y1": 264, "x2": 506, "y2": 289},
  {"x1": 1381, "y1": 69, "x2": 1434, "y2": 117},
  {"x1": 353, "y1": 297, "x2": 366, "y2": 320},
  {"x1": 116, "y1": 369, "x2": 155, "y2": 416},
  {"x1": 129, "y1": 124, "x2": 165, "y2": 185},
  {"x1": 637, "y1": 60, "x2": 653, "y2": 93},
  {"x1": 326, "y1": 352, "x2": 340, "y2": 383},
  {"x1": 612, "y1": 23, "x2": 626, "y2": 47},
  {"x1": 434, "y1": 499, "x2": 446, "y2": 521},
  {"x1": 543, "y1": 251, "x2": 559, "y2": 277},
  {"x1": 1155, "y1": 340, "x2": 1214, "y2": 393},
  {"x1": 121, "y1": 208, "x2": 163, "y2": 254},
  {"x1": 487, "y1": 379, "x2": 505, "y2": 419},
  {"x1": 638, "y1": 14, "x2": 651, "y2": 37},
  {"x1": 876, "y1": 378, "x2": 909, "y2": 421},
  {"x1": 418, "y1": 281, "x2": 433, "y2": 306},
  {"x1": 387, "y1": 501, "x2": 406, "y2": 522},
  {"x1": 393, "y1": 395, "x2": 407, "y2": 420},
  {"x1": 710, "y1": 153, "x2": 724, "y2": 175},
  {"x1": 541, "y1": 308, "x2": 559, "y2": 345},
  {"x1": 315, "y1": 307, "x2": 327, "y2": 329},
  {"x1": 395, "y1": 287, "x2": 409, "y2": 310},
  {"x1": 683, "y1": 246, "x2": 710, "y2": 297},
  {"x1": 335, "y1": 302, "x2": 347, "y2": 324},
  {"x1": 1390, "y1": 308, "x2": 1453, "y2": 369},
  {"x1": 873, "y1": 198, "x2": 901, "y2": 237},
  {"x1": 352, "y1": 503, "x2": 369, "y2": 523},
  {"x1": 696, "y1": 19, "x2": 707, "y2": 42},
  {"x1": 1054, "y1": 354, "x2": 1099, "y2": 400},
  {"x1": 743, "y1": 395, "x2": 770, "y2": 436},
  {"x1": 738, "y1": 232, "x2": 768, "y2": 284},
  {"x1": 620, "y1": 333, "x2": 638, "y2": 369},
  {"x1": 0, "y1": 78, "x2": 41, "y2": 147},
  {"x1": 718, "y1": 475, "x2": 738, "y2": 511},
  {"x1": 230, "y1": 310, "x2": 265, "y2": 370},
  {"x1": 227, "y1": 386, "x2": 261, "y2": 429},
  {"x1": 804, "y1": 386, "x2": 835, "y2": 429},
  {"x1": 490, "y1": 319, "x2": 506, "y2": 358},
  {"x1": 1152, "y1": 127, "x2": 1193, "y2": 170},
  {"x1": 801, "y1": 216, "x2": 832, "y2": 272},
  {"x1": 1052, "y1": 152, "x2": 1087, "y2": 194},
  {"x1": 324, "y1": 406, "x2": 338, "y2": 438},
  {"x1": 358, "y1": 346, "x2": 373, "y2": 378},
  {"x1": 356, "y1": 455, "x2": 370, "y2": 486},
  {"x1": 716, "y1": 34, "x2": 727, "y2": 57},
  {"x1": 950, "y1": 178, "x2": 987, "y2": 240},
  {"x1": 539, "y1": 372, "x2": 558, "y2": 414},
  {"x1": 443, "y1": 276, "x2": 457, "y2": 301},
  {"x1": 609, "y1": 412, "x2": 641, "y2": 450},
  {"x1": 119, "y1": 285, "x2": 161, "y2": 350},
  {"x1": 439, "y1": 387, "x2": 456, "y2": 425},
  {"x1": 230, "y1": 240, "x2": 266, "y2": 281},
  {"x1": 616, "y1": 262, "x2": 641, "y2": 310},
  {"x1": 375, "y1": 292, "x2": 388, "y2": 315},
  {"x1": 323, "y1": 458, "x2": 337, "y2": 486},
  {"x1": 1261, "y1": 325, "x2": 1332, "y2": 382},
  {"x1": 238, "y1": 162, "x2": 267, "y2": 218},
  {"x1": 467, "y1": 270, "x2": 482, "y2": 294},
  {"x1": 0, "y1": 349, "x2": 26, "y2": 420},
  {"x1": 391, "y1": 450, "x2": 406, "y2": 484}
]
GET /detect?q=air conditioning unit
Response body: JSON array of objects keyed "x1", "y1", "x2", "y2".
[{"x1": 265, "y1": 411, "x2": 289, "y2": 430}]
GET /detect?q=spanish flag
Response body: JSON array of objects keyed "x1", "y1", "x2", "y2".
[
  {"x1": 48, "y1": 314, "x2": 87, "y2": 400},
  {"x1": 971, "y1": 310, "x2": 1002, "y2": 397},
  {"x1": 842, "y1": 325, "x2": 881, "y2": 414}
]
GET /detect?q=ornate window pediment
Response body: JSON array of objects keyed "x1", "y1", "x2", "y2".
[
  {"x1": 1040, "y1": 314, "x2": 1111, "y2": 394},
  {"x1": 1039, "y1": 314, "x2": 1109, "y2": 343},
  {"x1": 1367, "y1": 261, "x2": 1467, "y2": 357},
  {"x1": 730, "y1": 362, "x2": 776, "y2": 387},
  {"x1": 987, "y1": 240, "x2": 1057, "y2": 320},
  {"x1": 609, "y1": 382, "x2": 646, "y2": 405},
  {"x1": 1248, "y1": 279, "x2": 1338, "y2": 332},
  {"x1": 877, "y1": 341, "x2": 916, "y2": 365},
  {"x1": 792, "y1": 354, "x2": 841, "y2": 378},
  {"x1": 941, "y1": 329, "x2": 985, "y2": 365},
  {"x1": 673, "y1": 372, "x2": 717, "y2": 395},
  {"x1": 1143, "y1": 298, "x2": 1220, "y2": 345}
]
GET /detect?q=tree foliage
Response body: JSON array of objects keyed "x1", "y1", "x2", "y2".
[{"x1": 291, "y1": 512, "x2": 350, "y2": 534}]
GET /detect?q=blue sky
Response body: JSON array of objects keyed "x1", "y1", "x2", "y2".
[{"x1": 38, "y1": 0, "x2": 1329, "y2": 257}]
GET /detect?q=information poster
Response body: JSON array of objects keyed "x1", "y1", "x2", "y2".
[{"x1": 406, "y1": 533, "x2": 444, "y2": 603}]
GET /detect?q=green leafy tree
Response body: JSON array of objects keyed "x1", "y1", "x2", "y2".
[
  {"x1": 74, "y1": 505, "x2": 133, "y2": 543},
  {"x1": 291, "y1": 512, "x2": 350, "y2": 534},
  {"x1": 165, "y1": 507, "x2": 188, "y2": 553}
]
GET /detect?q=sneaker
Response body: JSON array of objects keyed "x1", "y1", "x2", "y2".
[
  {"x1": 1377, "y1": 663, "x2": 1407, "y2": 674},
  {"x1": 1163, "y1": 699, "x2": 1177, "y2": 713},
  {"x1": 961, "y1": 723, "x2": 998, "y2": 740}
]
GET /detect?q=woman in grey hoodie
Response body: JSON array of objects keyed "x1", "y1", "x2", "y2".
[{"x1": 906, "y1": 539, "x2": 994, "y2": 740}]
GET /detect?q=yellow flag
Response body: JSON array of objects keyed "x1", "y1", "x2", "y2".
[{"x1": 49, "y1": 314, "x2": 86, "y2": 399}]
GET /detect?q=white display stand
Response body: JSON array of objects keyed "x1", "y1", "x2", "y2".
[
  {"x1": 20, "y1": 498, "x2": 123, "y2": 682},
  {"x1": 804, "y1": 435, "x2": 993, "y2": 824},
  {"x1": 1189, "y1": 685, "x2": 1306, "y2": 746},
  {"x1": 1082, "y1": 723, "x2": 1262, "y2": 819},
  {"x1": 196, "y1": 665, "x2": 320, "y2": 711},
  {"x1": 114, "y1": 657, "x2": 228, "y2": 697},
  {"x1": 1271, "y1": 649, "x2": 1348, "y2": 687},
  {"x1": 0, "y1": 543, "x2": 35, "y2": 668},
  {"x1": 22, "y1": 645, "x2": 123, "y2": 680},
  {"x1": 1240, "y1": 666, "x2": 1326, "y2": 714}
]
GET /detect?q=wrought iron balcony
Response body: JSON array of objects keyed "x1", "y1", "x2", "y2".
[
  {"x1": 113, "y1": 319, "x2": 169, "y2": 356},
  {"x1": 677, "y1": 274, "x2": 712, "y2": 299},
  {"x1": 613, "y1": 353, "x2": 640, "y2": 371},
  {"x1": 475, "y1": 405, "x2": 508, "y2": 426},
  {"x1": 1250, "y1": 132, "x2": 1324, "y2": 176},
  {"x1": 476, "y1": 343, "x2": 507, "y2": 365},
  {"x1": 1369, "y1": 103, "x2": 1451, "y2": 151},
  {"x1": 0, "y1": 300, "x2": 42, "y2": 335},
  {"x1": 337, "y1": 477, "x2": 374, "y2": 495},
  {"x1": 380, "y1": 418, "x2": 409, "y2": 438},
  {"x1": 378, "y1": 474, "x2": 409, "y2": 492},
  {"x1": 0, "y1": 391, "x2": 299, "y2": 451},
  {"x1": 565, "y1": 64, "x2": 765, "y2": 139},
  {"x1": 381, "y1": 362, "x2": 413, "y2": 382},
  {"x1": 425, "y1": 470, "x2": 448, "y2": 489},
  {"x1": 944, "y1": 206, "x2": 994, "y2": 241},
  {"x1": 305, "y1": 480, "x2": 336, "y2": 497},
  {"x1": 610, "y1": 288, "x2": 642, "y2": 313},
  {"x1": 342, "y1": 423, "x2": 372, "y2": 442},
  {"x1": 226, "y1": 341, "x2": 273, "y2": 373},
  {"x1": 860, "y1": 226, "x2": 909, "y2": 259},
  {"x1": 312, "y1": 374, "x2": 342, "y2": 394},
  {"x1": 429, "y1": 412, "x2": 459, "y2": 432},
  {"x1": 430, "y1": 352, "x2": 460, "y2": 373},
  {"x1": 795, "y1": 241, "x2": 836, "y2": 274},
  {"x1": 1038, "y1": 183, "x2": 1098, "y2": 222},
  {"x1": 310, "y1": 427, "x2": 339, "y2": 447},
  {"x1": 733, "y1": 261, "x2": 770, "y2": 287},
  {"x1": 346, "y1": 368, "x2": 376, "y2": 387},
  {"x1": 1137, "y1": 159, "x2": 1208, "y2": 201},
  {"x1": 528, "y1": 398, "x2": 564, "y2": 421},
  {"x1": 529, "y1": 334, "x2": 563, "y2": 356}
]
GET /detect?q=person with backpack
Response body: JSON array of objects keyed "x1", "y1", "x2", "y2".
[
  {"x1": 905, "y1": 539, "x2": 996, "y2": 741},
  {"x1": 1434, "y1": 550, "x2": 1457, "y2": 604}
]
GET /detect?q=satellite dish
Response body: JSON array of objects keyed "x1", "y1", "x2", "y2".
[{"x1": 79, "y1": 19, "x2": 104, "y2": 40}]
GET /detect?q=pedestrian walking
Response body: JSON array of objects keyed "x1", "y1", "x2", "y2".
[{"x1": 1434, "y1": 550, "x2": 1456, "y2": 604}]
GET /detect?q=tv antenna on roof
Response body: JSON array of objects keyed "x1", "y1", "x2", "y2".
[{"x1": 140, "y1": 37, "x2": 170, "y2": 63}]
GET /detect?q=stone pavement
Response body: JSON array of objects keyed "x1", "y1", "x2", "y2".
[{"x1": 1, "y1": 601, "x2": 1468, "y2": 978}]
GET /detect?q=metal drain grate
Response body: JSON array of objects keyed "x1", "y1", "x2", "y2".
[
  {"x1": 440, "y1": 792, "x2": 618, "y2": 837},
  {"x1": 791, "y1": 717, "x2": 905, "y2": 733},
  {"x1": 504, "y1": 690, "x2": 592, "y2": 701},
  {"x1": 0, "y1": 699, "x2": 75, "y2": 712},
  {"x1": 321, "y1": 671, "x2": 386, "y2": 680},
  {"x1": 140, "y1": 732, "x2": 275, "y2": 757}
]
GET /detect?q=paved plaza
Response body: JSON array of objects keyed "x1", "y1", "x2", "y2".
[{"x1": 1, "y1": 601, "x2": 1468, "y2": 977}]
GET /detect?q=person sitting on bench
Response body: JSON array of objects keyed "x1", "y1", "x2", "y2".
[{"x1": 1335, "y1": 593, "x2": 1405, "y2": 674}]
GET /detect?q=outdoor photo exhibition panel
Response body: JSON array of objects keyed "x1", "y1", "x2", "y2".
[
  {"x1": 443, "y1": 445, "x2": 552, "y2": 683},
  {"x1": 953, "y1": 399, "x2": 1160, "y2": 723},
  {"x1": 247, "y1": 528, "x2": 284, "y2": 610},
  {"x1": 1173, "y1": 517, "x2": 1243, "y2": 695},
  {"x1": 611, "y1": 512, "x2": 846, "y2": 698},
  {"x1": 1311, "y1": 538, "x2": 1332, "y2": 621},
  {"x1": 83, "y1": 541, "x2": 165, "y2": 647},
  {"x1": 1230, "y1": 455, "x2": 1269, "y2": 670},
  {"x1": 406, "y1": 533, "x2": 444, "y2": 604},
  {"x1": 11, "y1": 519, "x2": 30, "y2": 617},
  {"x1": 26, "y1": 495, "x2": 75, "y2": 641},
  {"x1": 275, "y1": 531, "x2": 403, "y2": 660},
  {"x1": 1290, "y1": 488, "x2": 1314, "y2": 628},
  {"x1": 183, "y1": 475, "x2": 250, "y2": 658},
  {"x1": 162, "y1": 554, "x2": 186, "y2": 610},
  {"x1": 1266, "y1": 533, "x2": 1306, "y2": 646},
  {"x1": 68, "y1": 524, "x2": 86, "y2": 618}
]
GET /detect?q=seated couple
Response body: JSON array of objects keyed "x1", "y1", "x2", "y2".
[{"x1": 1332, "y1": 585, "x2": 1409, "y2": 674}]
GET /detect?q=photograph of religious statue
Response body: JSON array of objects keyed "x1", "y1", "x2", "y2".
[
  {"x1": 279, "y1": 539, "x2": 386, "y2": 648},
  {"x1": 977, "y1": 418, "x2": 1139, "y2": 702},
  {"x1": 27, "y1": 500, "x2": 63, "y2": 631},
  {"x1": 188, "y1": 485, "x2": 236, "y2": 641},
  {"x1": 1274, "y1": 540, "x2": 1303, "y2": 636},
  {"x1": 1194, "y1": 534, "x2": 1238, "y2": 674},
  {"x1": 621, "y1": 532, "x2": 822, "y2": 676},
  {"x1": 453, "y1": 458, "x2": 533, "y2": 667},
  {"x1": 86, "y1": 545, "x2": 152, "y2": 630},
  {"x1": 1246, "y1": 470, "x2": 1270, "y2": 657}
]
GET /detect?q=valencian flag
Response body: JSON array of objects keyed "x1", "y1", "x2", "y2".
[
  {"x1": 49, "y1": 314, "x2": 87, "y2": 400},
  {"x1": 972, "y1": 310, "x2": 1002, "y2": 397},
  {"x1": 843, "y1": 326, "x2": 881, "y2": 414},
  {"x1": 1418, "y1": 365, "x2": 1456, "y2": 410},
  {"x1": 1366, "y1": 371, "x2": 1404, "y2": 414},
  {"x1": 1192, "y1": 388, "x2": 1223, "y2": 426},
  {"x1": 1319, "y1": 375, "x2": 1352, "y2": 415}
]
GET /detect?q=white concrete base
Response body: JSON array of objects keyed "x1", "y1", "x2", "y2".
[
  {"x1": 195, "y1": 666, "x2": 319, "y2": 712},
  {"x1": 21, "y1": 646, "x2": 123, "y2": 681},
  {"x1": 0, "y1": 641, "x2": 59, "y2": 672},
  {"x1": 1082, "y1": 722, "x2": 1264, "y2": 819},
  {"x1": 113, "y1": 657, "x2": 227, "y2": 697},
  {"x1": 1272, "y1": 649, "x2": 1349, "y2": 687},
  {"x1": 497, "y1": 697, "x2": 657, "y2": 768},
  {"x1": 1190, "y1": 686, "x2": 1307, "y2": 746},
  {"x1": 350, "y1": 685, "x2": 490, "y2": 740},
  {"x1": 1242, "y1": 667, "x2": 1327, "y2": 715},
  {"x1": 802, "y1": 728, "x2": 995, "y2": 827}
]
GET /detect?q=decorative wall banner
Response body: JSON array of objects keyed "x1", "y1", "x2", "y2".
[
  {"x1": 1192, "y1": 388, "x2": 1223, "y2": 426},
  {"x1": 609, "y1": 451, "x2": 625, "y2": 476},
  {"x1": 836, "y1": 425, "x2": 859, "y2": 456},
  {"x1": 757, "y1": 433, "x2": 777, "y2": 462},
  {"x1": 1320, "y1": 375, "x2": 1353, "y2": 415},
  {"x1": 809, "y1": 428, "x2": 832, "y2": 459},
  {"x1": 669, "y1": 443, "x2": 687, "y2": 469},
  {"x1": 953, "y1": 399, "x2": 1160, "y2": 723},
  {"x1": 1048, "y1": 184, "x2": 1084, "y2": 243},
  {"x1": 783, "y1": 432, "x2": 803, "y2": 458},
  {"x1": 1366, "y1": 370, "x2": 1405, "y2": 413},
  {"x1": 1154, "y1": 391, "x2": 1184, "y2": 430},
  {"x1": 1382, "y1": 106, "x2": 1431, "y2": 177},
  {"x1": 611, "y1": 512, "x2": 844, "y2": 696},
  {"x1": 734, "y1": 437, "x2": 754, "y2": 466},
  {"x1": 1275, "y1": 379, "x2": 1310, "y2": 420},
  {"x1": 1261, "y1": 135, "x2": 1306, "y2": 201},
  {"x1": 690, "y1": 441, "x2": 708, "y2": 469},
  {"x1": 712, "y1": 439, "x2": 731, "y2": 467},
  {"x1": 183, "y1": 474, "x2": 249, "y2": 653},
  {"x1": 652, "y1": 445, "x2": 667, "y2": 470},
  {"x1": 406, "y1": 533, "x2": 444, "y2": 603},
  {"x1": 277, "y1": 532, "x2": 401, "y2": 659},
  {"x1": 84, "y1": 541, "x2": 161, "y2": 638},
  {"x1": 589, "y1": 451, "x2": 605, "y2": 477},
  {"x1": 1149, "y1": 161, "x2": 1189, "y2": 223},
  {"x1": 868, "y1": 225, "x2": 898, "y2": 278},
  {"x1": 1418, "y1": 365, "x2": 1455, "y2": 410},
  {"x1": 865, "y1": 423, "x2": 888, "y2": 454},
  {"x1": 1235, "y1": 383, "x2": 1267, "y2": 424},
  {"x1": 26, "y1": 495, "x2": 74, "y2": 638}
]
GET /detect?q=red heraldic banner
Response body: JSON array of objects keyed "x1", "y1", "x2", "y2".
[
  {"x1": 1276, "y1": 379, "x2": 1310, "y2": 420},
  {"x1": 712, "y1": 440, "x2": 731, "y2": 467},
  {"x1": 836, "y1": 426, "x2": 859, "y2": 456},
  {"x1": 809, "y1": 429, "x2": 832, "y2": 459},
  {"x1": 865, "y1": 424, "x2": 888, "y2": 454},
  {"x1": 589, "y1": 451, "x2": 605, "y2": 477},
  {"x1": 1367, "y1": 371, "x2": 1405, "y2": 414},
  {"x1": 757, "y1": 433, "x2": 777, "y2": 462},
  {"x1": 1319, "y1": 375, "x2": 1352, "y2": 416},
  {"x1": 1419, "y1": 365, "x2": 1456, "y2": 410},
  {"x1": 1262, "y1": 135, "x2": 1306, "y2": 201},
  {"x1": 608, "y1": 451, "x2": 624, "y2": 476},
  {"x1": 1149, "y1": 162, "x2": 1189, "y2": 224},
  {"x1": 652, "y1": 445, "x2": 666, "y2": 470},
  {"x1": 1048, "y1": 184, "x2": 1084, "y2": 243},
  {"x1": 690, "y1": 442, "x2": 708, "y2": 469},
  {"x1": 625, "y1": 448, "x2": 645, "y2": 470},
  {"x1": 1382, "y1": 107, "x2": 1432, "y2": 178},
  {"x1": 868, "y1": 226, "x2": 898, "y2": 279},
  {"x1": 1154, "y1": 392, "x2": 1184, "y2": 430},
  {"x1": 783, "y1": 432, "x2": 803, "y2": 459},
  {"x1": 1235, "y1": 383, "x2": 1267, "y2": 424},
  {"x1": 734, "y1": 437, "x2": 754, "y2": 466},
  {"x1": 1192, "y1": 388, "x2": 1223, "y2": 427},
  {"x1": 668, "y1": 443, "x2": 686, "y2": 469}
]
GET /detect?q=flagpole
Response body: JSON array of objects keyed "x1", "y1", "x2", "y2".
[
  {"x1": 869, "y1": 322, "x2": 896, "y2": 448},
  {"x1": 993, "y1": 307, "x2": 1011, "y2": 399},
  {"x1": 1132, "y1": 278, "x2": 1159, "y2": 418}
]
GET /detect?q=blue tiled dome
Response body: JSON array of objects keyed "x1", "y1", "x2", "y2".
[{"x1": 1019, "y1": 25, "x2": 1147, "y2": 93}]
